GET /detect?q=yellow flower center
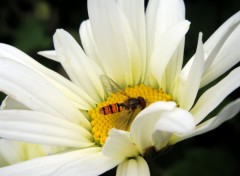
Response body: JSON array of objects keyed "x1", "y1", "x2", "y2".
[{"x1": 88, "y1": 85, "x2": 172, "y2": 146}]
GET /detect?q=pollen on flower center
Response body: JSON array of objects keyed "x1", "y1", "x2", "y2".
[{"x1": 88, "y1": 85, "x2": 172, "y2": 146}]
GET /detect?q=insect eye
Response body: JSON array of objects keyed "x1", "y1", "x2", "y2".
[{"x1": 138, "y1": 96, "x2": 146, "y2": 109}]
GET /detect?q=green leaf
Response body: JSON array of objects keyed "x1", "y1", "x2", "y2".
[{"x1": 162, "y1": 148, "x2": 237, "y2": 176}]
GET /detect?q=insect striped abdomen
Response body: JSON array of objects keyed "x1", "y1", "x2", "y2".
[{"x1": 99, "y1": 103, "x2": 125, "y2": 115}]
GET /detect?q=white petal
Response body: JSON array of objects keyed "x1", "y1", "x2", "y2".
[
  {"x1": 174, "y1": 33, "x2": 205, "y2": 110},
  {"x1": 117, "y1": 0, "x2": 145, "y2": 49},
  {"x1": 0, "y1": 147, "x2": 101, "y2": 176},
  {"x1": 79, "y1": 20, "x2": 102, "y2": 67},
  {"x1": 102, "y1": 129, "x2": 139, "y2": 158},
  {"x1": 200, "y1": 12, "x2": 240, "y2": 87},
  {"x1": 0, "y1": 43, "x2": 95, "y2": 110},
  {"x1": 150, "y1": 20, "x2": 190, "y2": 86},
  {"x1": 130, "y1": 102, "x2": 176, "y2": 153},
  {"x1": 117, "y1": 0, "x2": 146, "y2": 80},
  {"x1": 116, "y1": 156, "x2": 150, "y2": 176},
  {"x1": 156, "y1": 0, "x2": 186, "y2": 92},
  {"x1": 0, "y1": 59, "x2": 90, "y2": 128},
  {"x1": 0, "y1": 140, "x2": 23, "y2": 165},
  {"x1": 0, "y1": 43, "x2": 34, "y2": 67},
  {"x1": 203, "y1": 12, "x2": 240, "y2": 58},
  {"x1": 37, "y1": 50, "x2": 59, "y2": 62},
  {"x1": 173, "y1": 98, "x2": 240, "y2": 143},
  {"x1": 152, "y1": 108, "x2": 195, "y2": 150},
  {"x1": 0, "y1": 110, "x2": 93, "y2": 148},
  {"x1": 88, "y1": 0, "x2": 142, "y2": 86},
  {"x1": 154, "y1": 108, "x2": 195, "y2": 134},
  {"x1": 161, "y1": 39, "x2": 185, "y2": 94},
  {"x1": 52, "y1": 150, "x2": 122, "y2": 176},
  {"x1": 0, "y1": 156, "x2": 8, "y2": 167},
  {"x1": 191, "y1": 67, "x2": 240, "y2": 124},
  {"x1": 1, "y1": 96, "x2": 29, "y2": 110},
  {"x1": 146, "y1": 0, "x2": 185, "y2": 57},
  {"x1": 151, "y1": 130, "x2": 171, "y2": 151},
  {"x1": 54, "y1": 29, "x2": 105, "y2": 101},
  {"x1": 0, "y1": 140, "x2": 65, "y2": 165}
]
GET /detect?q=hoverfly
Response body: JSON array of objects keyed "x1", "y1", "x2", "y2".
[{"x1": 99, "y1": 75, "x2": 146, "y2": 130}]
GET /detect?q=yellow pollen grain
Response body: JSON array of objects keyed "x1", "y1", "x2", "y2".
[{"x1": 88, "y1": 85, "x2": 172, "y2": 146}]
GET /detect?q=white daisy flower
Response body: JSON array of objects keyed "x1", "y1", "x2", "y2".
[{"x1": 0, "y1": 0, "x2": 240, "y2": 175}]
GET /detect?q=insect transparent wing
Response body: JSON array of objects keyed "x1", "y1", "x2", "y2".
[
  {"x1": 100, "y1": 75, "x2": 129, "y2": 97},
  {"x1": 114, "y1": 110, "x2": 134, "y2": 131},
  {"x1": 115, "y1": 108, "x2": 141, "y2": 131}
]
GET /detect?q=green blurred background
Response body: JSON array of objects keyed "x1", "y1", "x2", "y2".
[{"x1": 0, "y1": 0, "x2": 239, "y2": 175}]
